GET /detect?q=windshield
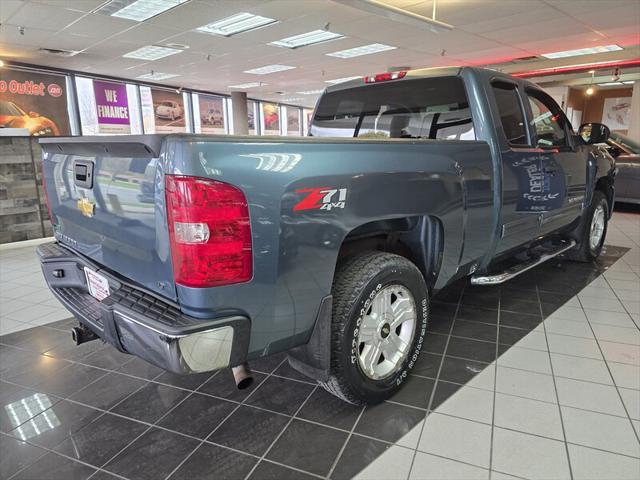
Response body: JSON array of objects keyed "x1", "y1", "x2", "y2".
[
  {"x1": 610, "y1": 132, "x2": 640, "y2": 154},
  {"x1": 0, "y1": 101, "x2": 26, "y2": 116},
  {"x1": 310, "y1": 76, "x2": 475, "y2": 140},
  {"x1": 160, "y1": 101, "x2": 175, "y2": 107}
]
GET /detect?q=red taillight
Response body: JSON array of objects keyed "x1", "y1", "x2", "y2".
[
  {"x1": 165, "y1": 175, "x2": 252, "y2": 288},
  {"x1": 364, "y1": 71, "x2": 407, "y2": 83}
]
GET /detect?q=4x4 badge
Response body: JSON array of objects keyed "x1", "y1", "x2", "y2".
[{"x1": 294, "y1": 187, "x2": 347, "y2": 211}]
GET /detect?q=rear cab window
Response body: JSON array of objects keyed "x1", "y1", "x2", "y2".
[
  {"x1": 310, "y1": 76, "x2": 475, "y2": 140},
  {"x1": 491, "y1": 81, "x2": 529, "y2": 146}
]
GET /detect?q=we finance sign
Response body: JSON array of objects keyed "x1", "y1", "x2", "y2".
[{"x1": 93, "y1": 80, "x2": 130, "y2": 134}]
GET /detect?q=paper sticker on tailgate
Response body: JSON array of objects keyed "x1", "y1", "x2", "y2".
[{"x1": 84, "y1": 267, "x2": 110, "y2": 301}]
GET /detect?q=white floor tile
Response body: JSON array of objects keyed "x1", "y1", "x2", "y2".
[
  {"x1": 546, "y1": 334, "x2": 603, "y2": 360},
  {"x1": 591, "y1": 324, "x2": 640, "y2": 346},
  {"x1": 495, "y1": 366, "x2": 556, "y2": 403},
  {"x1": 568, "y1": 444, "x2": 640, "y2": 480},
  {"x1": 562, "y1": 406, "x2": 640, "y2": 458},
  {"x1": 409, "y1": 452, "x2": 489, "y2": 480},
  {"x1": 555, "y1": 377, "x2": 627, "y2": 417},
  {"x1": 550, "y1": 353, "x2": 613, "y2": 385},
  {"x1": 492, "y1": 428, "x2": 571, "y2": 480},
  {"x1": 435, "y1": 386, "x2": 494, "y2": 425},
  {"x1": 493, "y1": 393, "x2": 564, "y2": 440},
  {"x1": 584, "y1": 309, "x2": 638, "y2": 328},
  {"x1": 579, "y1": 296, "x2": 627, "y2": 313},
  {"x1": 548, "y1": 305, "x2": 588, "y2": 322},
  {"x1": 609, "y1": 362, "x2": 640, "y2": 390},
  {"x1": 619, "y1": 387, "x2": 640, "y2": 421},
  {"x1": 512, "y1": 330, "x2": 548, "y2": 352},
  {"x1": 418, "y1": 413, "x2": 491, "y2": 468},
  {"x1": 599, "y1": 341, "x2": 640, "y2": 366},
  {"x1": 396, "y1": 420, "x2": 423, "y2": 449},
  {"x1": 545, "y1": 318, "x2": 594, "y2": 339},
  {"x1": 497, "y1": 346, "x2": 552, "y2": 375}
]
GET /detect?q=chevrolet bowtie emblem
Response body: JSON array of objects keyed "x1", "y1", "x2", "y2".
[{"x1": 77, "y1": 198, "x2": 95, "y2": 218}]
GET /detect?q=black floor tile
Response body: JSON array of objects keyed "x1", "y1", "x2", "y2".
[
  {"x1": 70, "y1": 372, "x2": 147, "y2": 411},
  {"x1": 54, "y1": 413, "x2": 148, "y2": 468},
  {"x1": 208, "y1": 405, "x2": 289, "y2": 456},
  {"x1": 4, "y1": 353, "x2": 70, "y2": 389},
  {"x1": 0, "y1": 327, "x2": 71, "y2": 354},
  {"x1": 111, "y1": 382, "x2": 189, "y2": 423},
  {"x1": 500, "y1": 296, "x2": 541, "y2": 314},
  {"x1": 500, "y1": 310, "x2": 542, "y2": 329},
  {"x1": 498, "y1": 325, "x2": 531, "y2": 346},
  {"x1": 116, "y1": 357, "x2": 164, "y2": 380},
  {"x1": 154, "y1": 370, "x2": 215, "y2": 391},
  {"x1": 355, "y1": 402, "x2": 425, "y2": 443},
  {"x1": 427, "y1": 315, "x2": 454, "y2": 334},
  {"x1": 0, "y1": 433, "x2": 48, "y2": 479},
  {"x1": 429, "y1": 301, "x2": 458, "y2": 318},
  {"x1": 446, "y1": 337, "x2": 496, "y2": 363},
  {"x1": 412, "y1": 352, "x2": 442, "y2": 378},
  {"x1": 86, "y1": 471, "x2": 121, "y2": 480},
  {"x1": 297, "y1": 388, "x2": 364, "y2": 430},
  {"x1": 81, "y1": 346, "x2": 132, "y2": 370},
  {"x1": 158, "y1": 393, "x2": 236, "y2": 439},
  {"x1": 0, "y1": 345, "x2": 44, "y2": 375},
  {"x1": 331, "y1": 434, "x2": 391, "y2": 480},
  {"x1": 273, "y1": 360, "x2": 314, "y2": 383},
  {"x1": 198, "y1": 369, "x2": 266, "y2": 402},
  {"x1": 456, "y1": 305, "x2": 499, "y2": 324},
  {"x1": 35, "y1": 362, "x2": 107, "y2": 398},
  {"x1": 266, "y1": 419, "x2": 348, "y2": 477},
  {"x1": 12, "y1": 451, "x2": 96, "y2": 480},
  {"x1": 11, "y1": 399, "x2": 102, "y2": 449},
  {"x1": 250, "y1": 352, "x2": 287, "y2": 374},
  {"x1": 168, "y1": 443, "x2": 257, "y2": 480},
  {"x1": 245, "y1": 376, "x2": 314, "y2": 415},
  {"x1": 422, "y1": 333, "x2": 448, "y2": 354},
  {"x1": 42, "y1": 338, "x2": 105, "y2": 363},
  {"x1": 248, "y1": 460, "x2": 317, "y2": 480},
  {"x1": 430, "y1": 381, "x2": 464, "y2": 409},
  {"x1": 460, "y1": 289, "x2": 500, "y2": 310},
  {"x1": 451, "y1": 319, "x2": 497, "y2": 342},
  {"x1": 104, "y1": 428, "x2": 199, "y2": 480},
  {"x1": 0, "y1": 384, "x2": 62, "y2": 433},
  {"x1": 439, "y1": 356, "x2": 489, "y2": 384},
  {"x1": 389, "y1": 375, "x2": 433, "y2": 409}
]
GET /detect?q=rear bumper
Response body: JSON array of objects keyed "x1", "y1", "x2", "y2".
[{"x1": 37, "y1": 242, "x2": 250, "y2": 374}]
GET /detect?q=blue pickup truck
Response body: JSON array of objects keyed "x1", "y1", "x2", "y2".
[{"x1": 38, "y1": 67, "x2": 616, "y2": 404}]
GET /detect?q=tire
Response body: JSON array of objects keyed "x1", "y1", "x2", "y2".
[
  {"x1": 568, "y1": 190, "x2": 609, "y2": 262},
  {"x1": 320, "y1": 251, "x2": 429, "y2": 405}
]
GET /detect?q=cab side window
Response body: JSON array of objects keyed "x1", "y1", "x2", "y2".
[
  {"x1": 526, "y1": 92, "x2": 567, "y2": 148},
  {"x1": 491, "y1": 81, "x2": 528, "y2": 146}
]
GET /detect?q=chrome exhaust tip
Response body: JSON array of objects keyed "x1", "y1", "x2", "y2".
[{"x1": 231, "y1": 363, "x2": 253, "y2": 390}]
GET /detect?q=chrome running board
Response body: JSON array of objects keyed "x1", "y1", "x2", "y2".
[{"x1": 470, "y1": 240, "x2": 577, "y2": 286}]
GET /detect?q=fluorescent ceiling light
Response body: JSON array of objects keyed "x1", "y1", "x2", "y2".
[
  {"x1": 541, "y1": 45, "x2": 622, "y2": 59},
  {"x1": 332, "y1": 0, "x2": 453, "y2": 33},
  {"x1": 106, "y1": 0, "x2": 187, "y2": 22},
  {"x1": 228, "y1": 82, "x2": 266, "y2": 89},
  {"x1": 196, "y1": 12, "x2": 278, "y2": 36},
  {"x1": 597, "y1": 82, "x2": 623, "y2": 86},
  {"x1": 297, "y1": 89, "x2": 324, "y2": 94},
  {"x1": 137, "y1": 72, "x2": 179, "y2": 80},
  {"x1": 244, "y1": 64, "x2": 296, "y2": 75},
  {"x1": 123, "y1": 45, "x2": 182, "y2": 60},
  {"x1": 282, "y1": 97, "x2": 302, "y2": 102},
  {"x1": 325, "y1": 76, "x2": 362, "y2": 84},
  {"x1": 270, "y1": 30, "x2": 345, "y2": 49},
  {"x1": 327, "y1": 43, "x2": 395, "y2": 58}
]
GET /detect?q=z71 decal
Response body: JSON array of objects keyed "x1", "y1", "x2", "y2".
[{"x1": 294, "y1": 187, "x2": 348, "y2": 211}]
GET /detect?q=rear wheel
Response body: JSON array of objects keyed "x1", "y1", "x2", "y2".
[
  {"x1": 569, "y1": 190, "x2": 608, "y2": 262},
  {"x1": 320, "y1": 251, "x2": 428, "y2": 405}
]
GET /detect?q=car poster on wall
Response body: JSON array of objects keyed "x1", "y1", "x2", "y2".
[
  {"x1": 286, "y1": 107, "x2": 300, "y2": 136},
  {"x1": 93, "y1": 80, "x2": 131, "y2": 134},
  {"x1": 261, "y1": 102, "x2": 280, "y2": 135},
  {"x1": 602, "y1": 97, "x2": 631, "y2": 132},
  {"x1": 198, "y1": 94, "x2": 225, "y2": 134},
  {"x1": 151, "y1": 88, "x2": 186, "y2": 133},
  {"x1": 0, "y1": 68, "x2": 71, "y2": 136}
]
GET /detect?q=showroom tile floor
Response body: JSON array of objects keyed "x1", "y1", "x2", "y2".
[{"x1": 0, "y1": 212, "x2": 638, "y2": 480}]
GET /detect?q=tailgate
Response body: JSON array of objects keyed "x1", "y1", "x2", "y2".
[{"x1": 40, "y1": 136, "x2": 177, "y2": 301}]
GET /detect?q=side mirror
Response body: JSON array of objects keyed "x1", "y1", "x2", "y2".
[{"x1": 578, "y1": 122, "x2": 610, "y2": 144}]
